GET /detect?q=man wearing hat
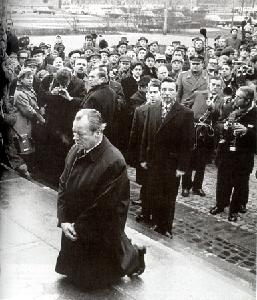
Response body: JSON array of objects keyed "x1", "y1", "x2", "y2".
[
  {"x1": 177, "y1": 55, "x2": 208, "y2": 107},
  {"x1": 148, "y1": 41, "x2": 159, "y2": 56},
  {"x1": 9, "y1": 58, "x2": 41, "y2": 98},
  {"x1": 117, "y1": 41, "x2": 128, "y2": 56},
  {"x1": 88, "y1": 50, "x2": 101, "y2": 70},
  {"x1": 137, "y1": 47, "x2": 147, "y2": 62},
  {"x1": 109, "y1": 49, "x2": 120, "y2": 69},
  {"x1": 116, "y1": 55, "x2": 132, "y2": 81},
  {"x1": 129, "y1": 75, "x2": 151, "y2": 117},
  {"x1": 99, "y1": 48, "x2": 110, "y2": 66},
  {"x1": 177, "y1": 55, "x2": 208, "y2": 197},
  {"x1": 31, "y1": 47, "x2": 47, "y2": 71},
  {"x1": 17, "y1": 50, "x2": 29, "y2": 69},
  {"x1": 155, "y1": 54, "x2": 166, "y2": 69},
  {"x1": 226, "y1": 26, "x2": 241, "y2": 50},
  {"x1": 138, "y1": 37, "x2": 148, "y2": 49},
  {"x1": 143, "y1": 52, "x2": 157, "y2": 79},
  {"x1": 169, "y1": 57, "x2": 184, "y2": 81}
]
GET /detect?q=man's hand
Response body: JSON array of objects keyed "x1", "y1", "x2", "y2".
[
  {"x1": 206, "y1": 99, "x2": 214, "y2": 108},
  {"x1": 176, "y1": 170, "x2": 185, "y2": 177},
  {"x1": 61, "y1": 223, "x2": 77, "y2": 241},
  {"x1": 233, "y1": 123, "x2": 247, "y2": 136},
  {"x1": 140, "y1": 162, "x2": 148, "y2": 169},
  {"x1": 59, "y1": 89, "x2": 73, "y2": 101},
  {"x1": 51, "y1": 87, "x2": 60, "y2": 95}
]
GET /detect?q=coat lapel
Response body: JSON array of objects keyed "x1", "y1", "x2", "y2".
[{"x1": 157, "y1": 101, "x2": 181, "y2": 132}]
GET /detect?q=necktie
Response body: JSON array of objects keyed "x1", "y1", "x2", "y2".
[{"x1": 162, "y1": 103, "x2": 170, "y2": 121}]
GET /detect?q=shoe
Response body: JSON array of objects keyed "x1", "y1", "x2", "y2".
[
  {"x1": 127, "y1": 246, "x2": 146, "y2": 277},
  {"x1": 16, "y1": 164, "x2": 31, "y2": 178},
  {"x1": 181, "y1": 188, "x2": 190, "y2": 197},
  {"x1": 136, "y1": 214, "x2": 150, "y2": 223},
  {"x1": 192, "y1": 188, "x2": 206, "y2": 197},
  {"x1": 239, "y1": 205, "x2": 247, "y2": 213},
  {"x1": 228, "y1": 212, "x2": 238, "y2": 222},
  {"x1": 163, "y1": 231, "x2": 173, "y2": 239},
  {"x1": 153, "y1": 226, "x2": 173, "y2": 238},
  {"x1": 209, "y1": 206, "x2": 224, "y2": 215},
  {"x1": 131, "y1": 199, "x2": 142, "y2": 205},
  {"x1": 152, "y1": 225, "x2": 163, "y2": 234}
]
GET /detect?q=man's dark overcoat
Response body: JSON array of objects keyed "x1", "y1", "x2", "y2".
[
  {"x1": 82, "y1": 83, "x2": 118, "y2": 145},
  {"x1": 140, "y1": 101, "x2": 194, "y2": 232},
  {"x1": 55, "y1": 137, "x2": 140, "y2": 287},
  {"x1": 128, "y1": 103, "x2": 149, "y2": 183}
]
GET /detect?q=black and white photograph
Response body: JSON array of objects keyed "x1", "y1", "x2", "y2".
[{"x1": 0, "y1": 0, "x2": 256, "y2": 299}]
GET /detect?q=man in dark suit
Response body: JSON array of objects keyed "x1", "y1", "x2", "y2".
[
  {"x1": 56, "y1": 109, "x2": 146, "y2": 289},
  {"x1": 140, "y1": 78, "x2": 195, "y2": 237},
  {"x1": 128, "y1": 79, "x2": 161, "y2": 219}
]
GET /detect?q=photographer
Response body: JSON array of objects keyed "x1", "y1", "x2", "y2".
[
  {"x1": 210, "y1": 86, "x2": 256, "y2": 221},
  {"x1": 39, "y1": 67, "x2": 85, "y2": 184}
]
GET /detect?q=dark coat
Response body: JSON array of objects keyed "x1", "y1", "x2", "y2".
[
  {"x1": 121, "y1": 76, "x2": 139, "y2": 102},
  {"x1": 55, "y1": 137, "x2": 139, "y2": 287},
  {"x1": 140, "y1": 101, "x2": 194, "y2": 232},
  {"x1": 6, "y1": 32, "x2": 19, "y2": 55},
  {"x1": 39, "y1": 74, "x2": 85, "y2": 143},
  {"x1": 128, "y1": 103, "x2": 148, "y2": 167},
  {"x1": 142, "y1": 65, "x2": 157, "y2": 79},
  {"x1": 109, "y1": 79, "x2": 125, "y2": 108},
  {"x1": 82, "y1": 83, "x2": 118, "y2": 144},
  {"x1": 140, "y1": 101, "x2": 195, "y2": 172},
  {"x1": 129, "y1": 90, "x2": 146, "y2": 117},
  {"x1": 216, "y1": 106, "x2": 256, "y2": 173},
  {"x1": 128, "y1": 103, "x2": 149, "y2": 184},
  {"x1": 119, "y1": 77, "x2": 141, "y2": 154}
]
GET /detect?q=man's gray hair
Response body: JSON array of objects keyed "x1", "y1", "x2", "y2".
[{"x1": 75, "y1": 109, "x2": 106, "y2": 132}]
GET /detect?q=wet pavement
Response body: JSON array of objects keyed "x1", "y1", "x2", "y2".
[{"x1": 0, "y1": 163, "x2": 256, "y2": 299}]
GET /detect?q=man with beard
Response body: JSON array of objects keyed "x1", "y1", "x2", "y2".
[{"x1": 140, "y1": 78, "x2": 194, "y2": 237}]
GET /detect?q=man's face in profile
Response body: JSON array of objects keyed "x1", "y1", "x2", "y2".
[{"x1": 73, "y1": 116, "x2": 98, "y2": 151}]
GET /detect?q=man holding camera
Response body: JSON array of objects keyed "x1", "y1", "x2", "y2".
[{"x1": 210, "y1": 86, "x2": 256, "y2": 221}]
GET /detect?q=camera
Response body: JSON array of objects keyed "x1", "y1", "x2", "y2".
[{"x1": 58, "y1": 88, "x2": 67, "y2": 96}]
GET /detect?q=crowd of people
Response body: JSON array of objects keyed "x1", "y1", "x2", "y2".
[{"x1": 1, "y1": 19, "x2": 257, "y2": 240}]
